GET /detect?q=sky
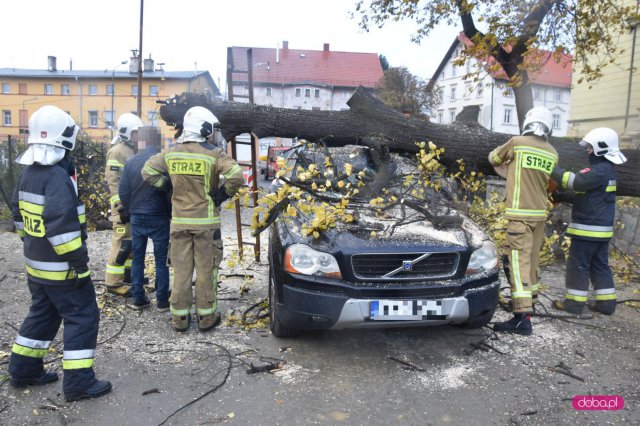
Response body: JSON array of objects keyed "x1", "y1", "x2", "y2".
[{"x1": 1, "y1": 0, "x2": 460, "y2": 90}]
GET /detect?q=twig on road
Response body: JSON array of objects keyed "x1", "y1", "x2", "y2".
[
  {"x1": 97, "y1": 315, "x2": 126, "y2": 345},
  {"x1": 388, "y1": 356, "x2": 426, "y2": 372},
  {"x1": 548, "y1": 362, "x2": 585, "y2": 382},
  {"x1": 3, "y1": 321, "x2": 19, "y2": 332},
  {"x1": 143, "y1": 388, "x2": 160, "y2": 396}
]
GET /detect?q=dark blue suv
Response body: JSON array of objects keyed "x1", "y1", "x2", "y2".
[{"x1": 268, "y1": 144, "x2": 500, "y2": 337}]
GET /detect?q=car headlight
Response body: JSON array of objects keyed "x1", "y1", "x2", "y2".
[
  {"x1": 284, "y1": 244, "x2": 342, "y2": 278},
  {"x1": 466, "y1": 240, "x2": 498, "y2": 275}
]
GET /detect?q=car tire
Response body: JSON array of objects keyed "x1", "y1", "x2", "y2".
[
  {"x1": 459, "y1": 306, "x2": 496, "y2": 329},
  {"x1": 269, "y1": 262, "x2": 302, "y2": 338}
]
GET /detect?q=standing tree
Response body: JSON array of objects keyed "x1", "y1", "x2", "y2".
[
  {"x1": 375, "y1": 66, "x2": 440, "y2": 117},
  {"x1": 379, "y1": 54, "x2": 390, "y2": 71},
  {"x1": 355, "y1": 0, "x2": 639, "y2": 127}
]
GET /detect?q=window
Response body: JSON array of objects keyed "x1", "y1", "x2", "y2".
[
  {"x1": 449, "y1": 109, "x2": 456, "y2": 123},
  {"x1": 449, "y1": 85, "x2": 457, "y2": 101},
  {"x1": 44, "y1": 84, "x2": 53, "y2": 95},
  {"x1": 88, "y1": 84, "x2": 97, "y2": 95},
  {"x1": 553, "y1": 89, "x2": 562, "y2": 102},
  {"x1": 149, "y1": 85, "x2": 158, "y2": 96},
  {"x1": 107, "y1": 84, "x2": 114, "y2": 96},
  {"x1": 533, "y1": 87, "x2": 542, "y2": 100},
  {"x1": 477, "y1": 84, "x2": 483, "y2": 97},
  {"x1": 503, "y1": 87, "x2": 513, "y2": 97},
  {"x1": 304, "y1": 88, "x2": 310, "y2": 98},
  {"x1": 2, "y1": 83, "x2": 9, "y2": 93},
  {"x1": 314, "y1": 89, "x2": 320, "y2": 98},
  {"x1": 437, "y1": 110, "x2": 444, "y2": 124},
  {"x1": 343, "y1": 91, "x2": 351, "y2": 99},
  {"x1": 440, "y1": 71, "x2": 445, "y2": 79},
  {"x1": 61, "y1": 84, "x2": 70, "y2": 95},
  {"x1": 438, "y1": 88, "x2": 444, "y2": 101},
  {"x1": 266, "y1": 87, "x2": 272, "y2": 97},
  {"x1": 88, "y1": 111, "x2": 98, "y2": 128},
  {"x1": 552, "y1": 114, "x2": 561, "y2": 129},
  {"x1": 19, "y1": 83, "x2": 27, "y2": 94},
  {"x1": 105, "y1": 110, "x2": 114, "y2": 127},
  {"x1": 148, "y1": 110, "x2": 159, "y2": 126},
  {"x1": 451, "y1": 64, "x2": 457, "y2": 77},
  {"x1": 3, "y1": 110, "x2": 12, "y2": 126},
  {"x1": 295, "y1": 88, "x2": 301, "y2": 97},
  {"x1": 132, "y1": 85, "x2": 138, "y2": 96},
  {"x1": 504, "y1": 108, "x2": 512, "y2": 124},
  {"x1": 464, "y1": 84, "x2": 471, "y2": 99}
]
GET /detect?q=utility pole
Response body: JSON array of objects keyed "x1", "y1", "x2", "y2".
[{"x1": 136, "y1": 0, "x2": 144, "y2": 118}]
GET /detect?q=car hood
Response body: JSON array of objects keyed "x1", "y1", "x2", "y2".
[{"x1": 281, "y1": 203, "x2": 488, "y2": 254}]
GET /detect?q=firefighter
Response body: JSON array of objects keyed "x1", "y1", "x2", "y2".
[
  {"x1": 9, "y1": 106, "x2": 111, "y2": 401},
  {"x1": 551, "y1": 128, "x2": 627, "y2": 315},
  {"x1": 104, "y1": 113, "x2": 143, "y2": 296},
  {"x1": 488, "y1": 107, "x2": 559, "y2": 335},
  {"x1": 142, "y1": 106, "x2": 244, "y2": 332}
]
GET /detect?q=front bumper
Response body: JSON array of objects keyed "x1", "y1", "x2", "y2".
[{"x1": 276, "y1": 273, "x2": 499, "y2": 331}]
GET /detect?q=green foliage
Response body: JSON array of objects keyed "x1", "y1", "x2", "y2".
[
  {"x1": 379, "y1": 54, "x2": 390, "y2": 71},
  {"x1": 74, "y1": 138, "x2": 110, "y2": 229},
  {"x1": 375, "y1": 67, "x2": 440, "y2": 117}
]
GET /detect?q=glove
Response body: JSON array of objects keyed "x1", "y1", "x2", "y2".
[
  {"x1": 118, "y1": 206, "x2": 130, "y2": 224},
  {"x1": 75, "y1": 267, "x2": 93, "y2": 288},
  {"x1": 211, "y1": 187, "x2": 231, "y2": 207}
]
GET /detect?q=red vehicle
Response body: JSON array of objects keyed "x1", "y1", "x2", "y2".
[{"x1": 262, "y1": 146, "x2": 289, "y2": 180}]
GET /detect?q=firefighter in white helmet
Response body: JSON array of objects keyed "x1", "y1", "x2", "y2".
[
  {"x1": 104, "y1": 113, "x2": 144, "y2": 296},
  {"x1": 551, "y1": 127, "x2": 627, "y2": 315},
  {"x1": 488, "y1": 106, "x2": 559, "y2": 336},
  {"x1": 142, "y1": 106, "x2": 244, "y2": 332},
  {"x1": 9, "y1": 105, "x2": 111, "y2": 401}
]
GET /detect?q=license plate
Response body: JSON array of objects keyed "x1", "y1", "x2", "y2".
[{"x1": 370, "y1": 300, "x2": 446, "y2": 320}]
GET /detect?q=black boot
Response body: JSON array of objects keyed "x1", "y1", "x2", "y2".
[
  {"x1": 65, "y1": 379, "x2": 112, "y2": 402},
  {"x1": 10, "y1": 370, "x2": 58, "y2": 388},
  {"x1": 494, "y1": 314, "x2": 532, "y2": 336}
]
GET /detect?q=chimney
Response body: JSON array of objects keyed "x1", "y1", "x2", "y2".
[
  {"x1": 144, "y1": 55, "x2": 154, "y2": 72},
  {"x1": 283, "y1": 41, "x2": 289, "y2": 50},
  {"x1": 323, "y1": 43, "x2": 330, "y2": 52},
  {"x1": 47, "y1": 56, "x2": 57, "y2": 72},
  {"x1": 129, "y1": 56, "x2": 139, "y2": 74}
]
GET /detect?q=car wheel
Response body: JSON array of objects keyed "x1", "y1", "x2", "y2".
[{"x1": 269, "y1": 262, "x2": 302, "y2": 338}]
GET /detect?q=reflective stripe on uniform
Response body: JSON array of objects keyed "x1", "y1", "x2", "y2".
[
  {"x1": 223, "y1": 164, "x2": 242, "y2": 179},
  {"x1": 16, "y1": 335, "x2": 52, "y2": 349},
  {"x1": 49, "y1": 230, "x2": 82, "y2": 255},
  {"x1": 197, "y1": 266, "x2": 219, "y2": 316},
  {"x1": 24, "y1": 257, "x2": 73, "y2": 280},
  {"x1": 142, "y1": 163, "x2": 162, "y2": 176},
  {"x1": 606, "y1": 180, "x2": 617, "y2": 192},
  {"x1": 25, "y1": 257, "x2": 70, "y2": 271},
  {"x1": 595, "y1": 288, "x2": 616, "y2": 300},
  {"x1": 196, "y1": 307, "x2": 216, "y2": 315},
  {"x1": 124, "y1": 259, "x2": 132, "y2": 267},
  {"x1": 19, "y1": 191, "x2": 45, "y2": 205},
  {"x1": 511, "y1": 249, "x2": 523, "y2": 292},
  {"x1": 110, "y1": 194, "x2": 121, "y2": 205},
  {"x1": 106, "y1": 264, "x2": 125, "y2": 275},
  {"x1": 511, "y1": 291, "x2": 532, "y2": 299},
  {"x1": 567, "y1": 223, "x2": 614, "y2": 239},
  {"x1": 566, "y1": 289, "x2": 588, "y2": 302},
  {"x1": 562, "y1": 171, "x2": 575, "y2": 191},
  {"x1": 170, "y1": 307, "x2": 190, "y2": 316},
  {"x1": 62, "y1": 349, "x2": 95, "y2": 369},
  {"x1": 172, "y1": 216, "x2": 221, "y2": 226},
  {"x1": 491, "y1": 151, "x2": 503, "y2": 165},
  {"x1": 12, "y1": 343, "x2": 48, "y2": 358},
  {"x1": 77, "y1": 205, "x2": 86, "y2": 224},
  {"x1": 505, "y1": 208, "x2": 547, "y2": 218},
  {"x1": 107, "y1": 160, "x2": 123, "y2": 168}
]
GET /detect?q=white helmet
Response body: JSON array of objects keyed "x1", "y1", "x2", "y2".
[
  {"x1": 116, "y1": 113, "x2": 144, "y2": 143},
  {"x1": 522, "y1": 106, "x2": 553, "y2": 138},
  {"x1": 579, "y1": 127, "x2": 627, "y2": 165},
  {"x1": 27, "y1": 105, "x2": 78, "y2": 150},
  {"x1": 181, "y1": 106, "x2": 219, "y2": 143}
]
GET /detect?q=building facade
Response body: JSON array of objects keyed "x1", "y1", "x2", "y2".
[
  {"x1": 0, "y1": 55, "x2": 219, "y2": 145},
  {"x1": 429, "y1": 33, "x2": 573, "y2": 136},
  {"x1": 568, "y1": 0, "x2": 639, "y2": 147}
]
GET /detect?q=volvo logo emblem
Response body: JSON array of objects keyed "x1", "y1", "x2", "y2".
[{"x1": 402, "y1": 260, "x2": 413, "y2": 271}]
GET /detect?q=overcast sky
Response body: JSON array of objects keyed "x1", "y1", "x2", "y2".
[{"x1": 1, "y1": 0, "x2": 459, "y2": 89}]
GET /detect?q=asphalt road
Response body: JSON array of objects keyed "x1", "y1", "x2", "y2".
[{"x1": 0, "y1": 208, "x2": 638, "y2": 425}]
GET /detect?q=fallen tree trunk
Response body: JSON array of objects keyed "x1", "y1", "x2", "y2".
[{"x1": 159, "y1": 87, "x2": 640, "y2": 197}]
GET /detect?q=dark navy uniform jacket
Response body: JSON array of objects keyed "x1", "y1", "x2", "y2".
[
  {"x1": 551, "y1": 155, "x2": 617, "y2": 241},
  {"x1": 11, "y1": 157, "x2": 89, "y2": 286}
]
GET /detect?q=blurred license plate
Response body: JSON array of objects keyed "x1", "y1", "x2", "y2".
[{"x1": 370, "y1": 300, "x2": 445, "y2": 320}]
